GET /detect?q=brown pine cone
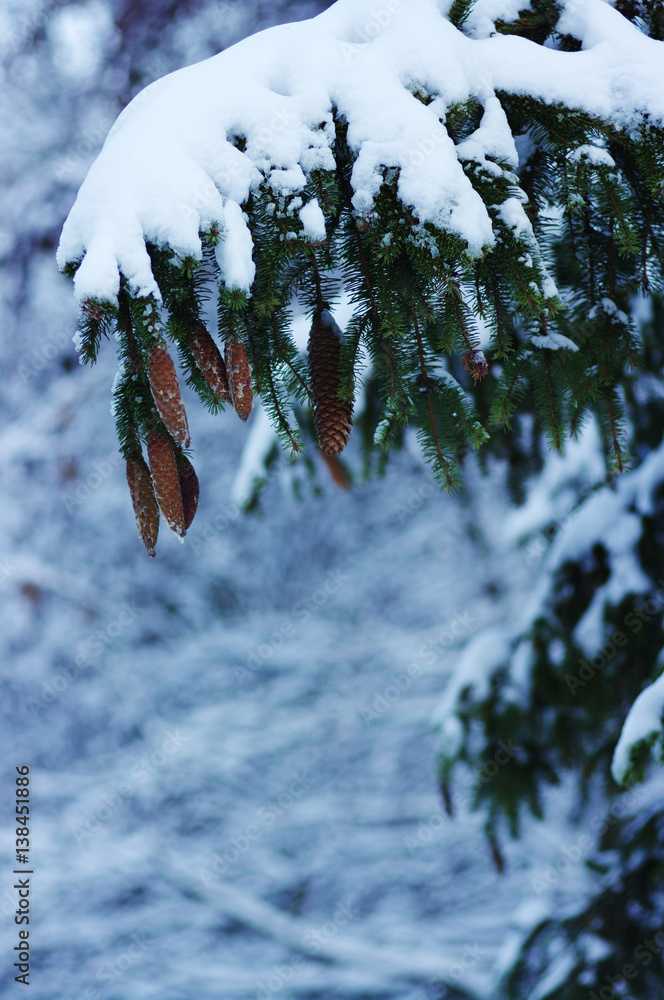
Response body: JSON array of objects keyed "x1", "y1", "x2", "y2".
[
  {"x1": 188, "y1": 325, "x2": 231, "y2": 403},
  {"x1": 126, "y1": 453, "x2": 159, "y2": 557},
  {"x1": 322, "y1": 453, "x2": 350, "y2": 491},
  {"x1": 462, "y1": 349, "x2": 489, "y2": 384},
  {"x1": 225, "y1": 340, "x2": 253, "y2": 421},
  {"x1": 146, "y1": 431, "x2": 186, "y2": 537},
  {"x1": 177, "y1": 453, "x2": 200, "y2": 531},
  {"x1": 308, "y1": 310, "x2": 353, "y2": 457},
  {"x1": 148, "y1": 345, "x2": 191, "y2": 447}
]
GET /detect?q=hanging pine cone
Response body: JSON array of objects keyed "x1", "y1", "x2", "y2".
[
  {"x1": 308, "y1": 309, "x2": 353, "y2": 457},
  {"x1": 148, "y1": 345, "x2": 191, "y2": 446},
  {"x1": 146, "y1": 430, "x2": 186, "y2": 537},
  {"x1": 188, "y1": 325, "x2": 231, "y2": 403},
  {"x1": 225, "y1": 340, "x2": 253, "y2": 421},
  {"x1": 177, "y1": 453, "x2": 200, "y2": 531},
  {"x1": 126, "y1": 453, "x2": 159, "y2": 557},
  {"x1": 462, "y1": 348, "x2": 489, "y2": 385},
  {"x1": 322, "y1": 453, "x2": 351, "y2": 491}
]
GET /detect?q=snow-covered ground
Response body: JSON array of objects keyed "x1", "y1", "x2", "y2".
[
  {"x1": 0, "y1": 2, "x2": 628, "y2": 996},
  {"x1": 0, "y1": 334, "x2": 593, "y2": 999}
]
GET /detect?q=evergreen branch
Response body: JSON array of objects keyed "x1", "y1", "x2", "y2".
[
  {"x1": 412, "y1": 312, "x2": 454, "y2": 488},
  {"x1": 270, "y1": 316, "x2": 313, "y2": 403},
  {"x1": 603, "y1": 388, "x2": 624, "y2": 473},
  {"x1": 264, "y1": 364, "x2": 301, "y2": 454}
]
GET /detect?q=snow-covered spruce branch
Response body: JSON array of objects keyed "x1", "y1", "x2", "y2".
[{"x1": 57, "y1": 0, "x2": 664, "y2": 554}]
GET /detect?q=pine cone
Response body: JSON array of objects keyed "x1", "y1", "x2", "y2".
[
  {"x1": 177, "y1": 453, "x2": 200, "y2": 531},
  {"x1": 147, "y1": 431, "x2": 186, "y2": 537},
  {"x1": 126, "y1": 454, "x2": 159, "y2": 557},
  {"x1": 225, "y1": 340, "x2": 253, "y2": 421},
  {"x1": 148, "y1": 345, "x2": 190, "y2": 447},
  {"x1": 322, "y1": 453, "x2": 351, "y2": 491},
  {"x1": 188, "y1": 325, "x2": 231, "y2": 403},
  {"x1": 308, "y1": 310, "x2": 353, "y2": 457},
  {"x1": 462, "y1": 349, "x2": 489, "y2": 385}
]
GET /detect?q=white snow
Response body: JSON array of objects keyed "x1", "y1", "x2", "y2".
[
  {"x1": 435, "y1": 434, "x2": 664, "y2": 744},
  {"x1": 7, "y1": 2, "x2": 638, "y2": 997},
  {"x1": 455, "y1": 94, "x2": 519, "y2": 170},
  {"x1": 320, "y1": 308, "x2": 344, "y2": 342},
  {"x1": 588, "y1": 297, "x2": 630, "y2": 327},
  {"x1": 230, "y1": 404, "x2": 276, "y2": 508},
  {"x1": 48, "y1": 0, "x2": 119, "y2": 83},
  {"x1": 500, "y1": 418, "x2": 605, "y2": 545},
  {"x1": 214, "y1": 200, "x2": 256, "y2": 292},
  {"x1": 497, "y1": 196, "x2": 532, "y2": 239},
  {"x1": 109, "y1": 363, "x2": 125, "y2": 417},
  {"x1": 433, "y1": 629, "x2": 514, "y2": 756},
  {"x1": 57, "y1": 0, "x2": 664, "y2": 304},
  {"x1": 530, "y1": 332, "x2": 579, "y2": 351},
  {"x1": 569, "y1": 144, "x2": 616, "y2": 168},
  {"x1": 612, "y1": 661, "x2": 664, "y2": 784},
  {"x1": 299, "y1": 198, "x2": 327, "y2": 241}
]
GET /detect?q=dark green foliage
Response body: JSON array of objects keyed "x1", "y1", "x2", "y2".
[
  {"x1": 67, "y1": 0, "x2": 664, "y2": 503},
  {"x1": 448, "y1": 0, "x2": 477, "y2": 30},
  {"x1": 435, "y1": 291, "x2": 664, "y2": 996},
  {"x1": 501, "y1": 803, "x2": 664, "y2": 999}
]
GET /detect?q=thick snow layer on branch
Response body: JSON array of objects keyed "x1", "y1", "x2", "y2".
[
  {"x1": 612, "y1": 664, "x2": 664, "y2": 785},
  {"x1": 435, "y1": 436, "x2": 664, "y2": 747},
  {"x1": 57, "y1": 0, "x2": 664, "y2": 304},
  {"x1": 433, "y1": 629, "x2": 514, "y2": 757}
]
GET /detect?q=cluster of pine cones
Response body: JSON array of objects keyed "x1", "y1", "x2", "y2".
[{"x1": 127, "y1": 310, "x2": 353, "y2": 556}]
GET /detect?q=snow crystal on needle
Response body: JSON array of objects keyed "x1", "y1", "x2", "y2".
[
  {"x1": 110, "y1": 363, "x2": 126, "y2": 416},
  {"x1": 57, "y1": 0, "x2": 664, "y2": 304},
  {"x1": 72, "y1": 329, "x2": 86, "y2": 358}
]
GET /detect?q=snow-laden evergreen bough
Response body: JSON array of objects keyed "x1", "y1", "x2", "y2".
[
  {"x1": 58, "y1": 0, "x2": 664, "y2": 554},
  {"x1": 432, "y1": 357, "x2": 664, "y2": 997}
]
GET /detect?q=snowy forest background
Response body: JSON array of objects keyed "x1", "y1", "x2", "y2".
[{"x1": 2, "y1": 1, "x2": 664, "y2": 999}]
